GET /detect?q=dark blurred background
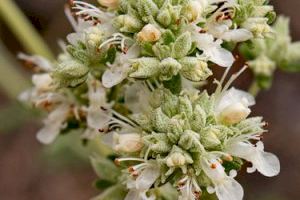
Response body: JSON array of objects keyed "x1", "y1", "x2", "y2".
[{"x1": 0, "y1": 0, "x2": 299, "y2": 200}]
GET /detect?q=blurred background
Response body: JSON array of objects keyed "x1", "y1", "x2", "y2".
[{"x1": 0, "y1": 0, "x2": 299, "y2": 200}]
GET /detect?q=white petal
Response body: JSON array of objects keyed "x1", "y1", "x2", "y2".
[
  {"x1": 136, "y1": 166, "x2": 160, "y2": 190},
  {"x1": 125, "y1": 82, "x2": 151, "y2": 113},
  {"x1": 206, "y1": 46, "x2": 234, "y2": 67},
  {"x1": 36, "y1": 123, "x2": 61, "y2": 144},
  {"x1": 215, "y1": 177, "x2": 244, "y2": 200},
  {"x1": 222, "y1": 29, "x2": 253, "y2": 42},
  {"x1": 67, "y1": 32, "x2": 84, "y2": 45},
  {"x1": 216, "y1": 88, "x2": 255, "y2": 113},
  {"x1": 252, "y1": 151, "x2": 280, "y2": 177},
  {"x1": 87, "y1": 106, "x2": 110, "y2": 130},
  {"x1": 125, "y1": 190, "x2": 141, "y2": 200},
  {"x1": 102, "y1": 67, "x2": 128, "y2": 88},
  {"x1": 18, "y1": 53, "x2": 53, "y2": 71},
  {"x1": 226, "y1": 142, "x2": 280, "y2": 177},
  {"x1": 37, "y1": 104, "x2": 70, "y2": 144}
]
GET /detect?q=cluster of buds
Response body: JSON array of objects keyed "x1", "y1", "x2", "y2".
[{"x1": 19, "y1": 0, "x2": 300, "y2": 200}]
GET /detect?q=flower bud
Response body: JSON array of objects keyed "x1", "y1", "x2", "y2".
[
  {"x1": 166, "y1": 152, "x2": 186, "y2": 167},
  {"x1": 183, "y1": 0, "x2": 205, "y2": 22},
  {"x1": 242, "y1": 18, "x2": 273, "y2": 38},
  {"x1": 113, "y1": 133, "x2": 143, "y2": 153},
  {"x1": 190, "y1": 105, "x2": 206, "y2": 132},
  {"x1": 179, "y1": 57, "x2": 212, "y2": 82},
  {"x1": 201, "y1": 127, "x2": 221, "y2": 149},
  {"x1": 113, "y1": 15, "x2": 143, "y2": 33},
  {"x1": 52, "y1": 60, "x2": 89, "y2": 87},
  {"x1": 156, "y1": 9, "x2": 172, "y2": 27},
  {"x1": 247, "y1": 55, "x2": 276, "y2": 76},
  {"x1": 129, "y1": 57, "x2": 160, "y2": 78},
  {"x1": 137, "y1": 0, "x2": 159, "y2": 20},
  {"x1": 159, "y1": 58, "x2": 182, "y2": 81},
  {"x1": 150, "y1": 108, "x2": 170, "y2": 132},
  {"x1": 98, "y1": 0, "x2": 119, "y2": 9},
  {"x1": 219, "y1": 102, "x2": 251, "y2": 125},
  {"x1": 85, "y1": 27, "x2": 105, "y2": 50},
  {"x1": 137, "y1": 24, "x2": 161, "y2": 42}
]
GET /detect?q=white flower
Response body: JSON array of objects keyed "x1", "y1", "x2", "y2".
[
  {"x1": 206, "y1": 21, "x2": 253, "y2": 42},
  {"x1": 177, "y1": 176, "x2": 201, "y2": 200},
  {"x1": 137, "y1": 24, "x2": 161, "y2": 42},
  {"x1": 124, "y1": 82, "x2": 151, "y2": 113},
  {"x1": 225, "y1": 140, "x2": 280, "y2": 177},
  {"x1": 86, "y1": 77, "x2": 111, "y2": 131},
  {"x1": 102, "y1": 44, "x2": 140, "y2": 88},
  {"x1": 113, "y1": 133, "x2": 143, "y2": 153},
  {"x1": 194, "y1": 33, "x2": 234, "y2": 67},
  {"x1": 37, "y1": 103, "x2": 70, "y2": 144},
  {"x1": 18, "y1": 53, "x2": 53, "y2": 71},
  {"x1": 125, "y1": 162, "x2": 160, "y2": 200},
  {"x1": 215, "y1": 88, "x2": 255, "y2": 125},
  {"x1": 201, "y1": 158, "x2": 244, "y2": 200}
]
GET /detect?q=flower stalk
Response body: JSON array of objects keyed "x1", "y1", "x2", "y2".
[{"x1": 0, "y1": 0, "x2": 54, "y2": 60}]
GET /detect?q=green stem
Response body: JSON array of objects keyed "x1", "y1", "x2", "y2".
[
  {"x1": 0, "y1": 43, "x2": 30, "y2": 99},
  {"x1": 248, "y1": 81, "x2": 260, "y2": 97},
  {"x1": 0, "y1": 0, "x2": 54, "y2": 60}
]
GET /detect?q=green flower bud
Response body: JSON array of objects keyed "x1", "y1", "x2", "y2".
[
  {"x1": 130, "y1": 57, "x2": 160, "y2": 78},
  {"x1": 52, "y1": 59, "x2": 89, "y2": 87},
  {"x1": 113, "y1": 15, "x2": 143, "y2": 33},
  {"x1": 159, "y1": 58, "x2": 182, "y2": 81},
  {"x1": 172, "y1": 32, "x2": 192, "y2": 59},
  {"x1": 160, "y1": 89, "x2": 179, "y2": 117},
  {"x1": 178, "y1": 95, "x2": 193, "y2": 119},
  {"x1": 179, "y1": 57, "x2": 212, "y2": 82},
  {"x1": 152, "y1": 43, "x2": 172, "y2": 60},
  {"x1": 150, "y1": 107, "x2": 170, "y2": 132},
  {"x1": 179, "y1": 130, "x2": 204, "y2": 153},
  {"x1": 166, "y1": 146, "x2": 193, "y2": 167},
  {"x1": 167, "y1": 118, "x2": 184, "y2": 143},
  {"x1": 201, "y1": 127, "x2": 221, "y2": 149},
  {"x1": 248, "y1": 55, "x2": 276, "y2": 76},
  {"x1": 131, "y1": 113, "x2": 152, "y2": 132},
  {"x1": 157, "y1": 9, "x2": 172, "y2": 27},
  {"x1": 136, "y1": 0, "x2": 159, "y2": 22},
  {"x1": 85, "y1": 27, "x2": 105, "y2": 51},
  {"x1": 190, "y1": 105, "x2": 206, "y2": 132},
  {"x1": 143, "y1": 132, "x2": 172, "y2": 153}
]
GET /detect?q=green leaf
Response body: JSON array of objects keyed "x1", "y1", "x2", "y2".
[
  {"x1": 91, "y1": 155, "x2": 121, "y2": 182},
  {"x1": 172, "y1": 32, "x2": 192, "y2": 59},
  {"x1": 94, "y1": 179, "x2": 114, "y2": 190},
  {"x1": 162, "y1": 74, "x2": 182, "y2": 94},
  {"x1": 92, "y1": 184, "x2": 127, "y2": 200}
]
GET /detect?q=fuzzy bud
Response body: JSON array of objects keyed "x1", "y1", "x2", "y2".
[
  {"x1": 201, "y1": 127, "x2": 221, "y2": 149},
  {"x1": 113, "y1": 15, "x2": 143, "y2": 33},
  {"x1": 113, "y1": 133, "x2": 143, "y2": 153},
  {"x1": 130, "y1": 57, "x2": 160, "y2": 78},
  {"x1": 179, "y1": 57, "x2": 212, "y2": 82},
  {"x1": 156, "y1": 9, "x2": 172, "y2": 27},
  {"x1": 137, "y1": 24, "x2": 161, "y2": 43},
  {"x1": 182, "y1": 0, "x2": 205, "y2": 22},
  {"x1": 166, "y1": 152, "x2": 186, "y2": 167},
  {"x1": 85, "y1": 27, "x2": 105, "y2": 50},
  {"x1": 248, "y1": 55, "x2": 276, "y2": 76},
  {"x1": 159, "y1": 58, "x2": 182, "y2": 81},
  {"x1": 242, "y1": 18, "x2": 273, "y2": 38},
  {"x1": 52, "y1": 60, "x2": 89, "y2": 87},
  {"x1": 137, "y1": 0, "x2": 159, "y2": 21}
]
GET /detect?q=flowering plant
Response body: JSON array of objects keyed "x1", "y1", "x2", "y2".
[{"x1": 19, "y1": 0, "x2": 300, "y2": 200}]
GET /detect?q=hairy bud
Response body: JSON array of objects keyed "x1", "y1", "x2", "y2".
[
  {"x1": 137, "y1": 24, "x2": 161, "y2": 42},
  {"x1": 179, "y1": 57, "x2": 212, "y2": 82}
]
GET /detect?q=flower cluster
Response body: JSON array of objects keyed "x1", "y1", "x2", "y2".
[{"x1": 19, "y1": 0, "x2": 297, "y2": 200}]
